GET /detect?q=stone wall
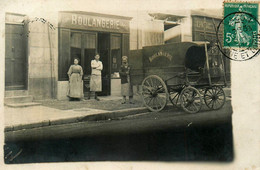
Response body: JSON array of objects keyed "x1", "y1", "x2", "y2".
[{"x1": 27, "y1": 18, "x2": 58, "y2": 100}]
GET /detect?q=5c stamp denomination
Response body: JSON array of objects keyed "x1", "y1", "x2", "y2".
[{"x1": 217, "y1": 2, "x2": 259, "y2": 61}]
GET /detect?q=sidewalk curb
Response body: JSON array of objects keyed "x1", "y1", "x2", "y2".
[{"x1": 4, "y1": 107, "x2": 149, "y2": 133}]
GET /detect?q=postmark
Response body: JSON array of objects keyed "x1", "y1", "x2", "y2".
[
  {"x1": 216, "y1": 2, "x2": 260, "y2": 61},
  {"x1": 27, "y1": 17, "x2": 56, "y2": 30},
  {"x1": 22, "y1": 17, "x2": 56, "y2": 37}
]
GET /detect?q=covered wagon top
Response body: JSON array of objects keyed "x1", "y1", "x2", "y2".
[{"x1": 142, "y1": 41, "x2": 211, "y2": 71}]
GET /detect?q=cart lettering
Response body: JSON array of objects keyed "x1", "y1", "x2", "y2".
[{"x1": 149, "y1": 51, "x2": 173, "y2": 62}]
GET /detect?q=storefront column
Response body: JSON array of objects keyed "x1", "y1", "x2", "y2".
[{"x1": 28, "y1": 17, "x2": 58, "y2": 100}]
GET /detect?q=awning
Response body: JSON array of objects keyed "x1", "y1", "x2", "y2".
[
  {"x1": 148, "y1": 13, "x2": 186, "y2": 21},
  {"x1": 189, "y1": 41, "x2": 210, "y2": 46},
  {"x1": 148, "y1": 13, "x2": 186, "y2": 30}
]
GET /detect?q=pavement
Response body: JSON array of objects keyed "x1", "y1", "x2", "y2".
[
  {"x1": 4, "y1": 88, "x2": 231, "y2": 133},
  {"x1": 4, "y1": 95, "x2": 148, "y2": 132}
]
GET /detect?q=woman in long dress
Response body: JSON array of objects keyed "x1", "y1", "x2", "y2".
[
  {"x1": 67, "y1": 58, "x2": 84, "y2": 100},
  {"x1": 89, "y1": 54, "x2": 103, "y2": 101},
  {"x1": 119, "y1": 56, "x2": 134, "y2": 104}
]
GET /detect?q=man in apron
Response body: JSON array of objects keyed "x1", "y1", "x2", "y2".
[{"x1": 89, "y1": 54, "x2": 103, "y2": 101}]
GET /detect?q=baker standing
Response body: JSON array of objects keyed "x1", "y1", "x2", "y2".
[{"x1": 89, "y1": 53, "x2": 103, "y2": 101}]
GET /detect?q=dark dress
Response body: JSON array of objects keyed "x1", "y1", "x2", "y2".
[{"x1": 119, "y1": 64, "x2": 133, "y2": 96}]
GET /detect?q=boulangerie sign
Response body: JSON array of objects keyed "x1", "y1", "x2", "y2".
[{"x1": 58, "y1": 11, "x2": 131, "y2": 33}]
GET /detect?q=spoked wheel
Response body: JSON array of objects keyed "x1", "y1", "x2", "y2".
[
  {"x1": 169, "y1": 85, "x2": 185, "y2": 107},
  {"x1": 180, "y1": 86, "x2": 202, "y2": 113},
  {"x1": 141, "y1": 75, "x2": 168, "y2": 112},
  {"x1": 204, "y1": 86, "x2": 226, "y2": 110}
]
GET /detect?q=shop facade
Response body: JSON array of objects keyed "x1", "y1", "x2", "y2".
[
  {"x1": 4, "y1": 11, "x2": 134, "y2": 101},
  {"x1": 57, "y1": 11, "x2": 132, "y2": 99}
]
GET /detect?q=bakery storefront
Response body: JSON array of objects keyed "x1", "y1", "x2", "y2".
[{"x1": 58, "y1": 11, "x2": 131, "y2": 99}]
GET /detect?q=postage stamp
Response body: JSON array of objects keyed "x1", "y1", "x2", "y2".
[
  {"x1": 224, "y1": 3, "x2": 258, "y2": 48},
  {"x1": 217, "y1": 2, "x2": 260, "y2": 61}
]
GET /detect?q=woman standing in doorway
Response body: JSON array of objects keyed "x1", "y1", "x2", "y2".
[
  {"x1": 119, "y1": 56, "x2": 134, "y2": 104},
  {"x1": 89, "y1": 53, "x2": 103, "y2": 101},
  {"x1": 67, "y1": 58, "x2": 84, "y2": 100}
]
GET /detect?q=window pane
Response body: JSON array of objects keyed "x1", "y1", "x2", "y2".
[
  {"x1": 85, "y1": 34, "x2": 96, "y2": 49},
  {"x1": 111, "y1": 36, "x2": 121, "y2": 49},
  {"x1": 84, "y1": 49, "x2": 96, "y2": 75},
  {"x1": 71, "y1": 48, "x2": 81, "y2": 65},
  {"x1": 71, "y1": 32, "x2": 81, "y2": 48},
  {"x1": 111, "y1": 49, "x2": 121, "y2": 73},
  {"x1": 59, "y1": 29, "x2": 70, "y2": 80}
]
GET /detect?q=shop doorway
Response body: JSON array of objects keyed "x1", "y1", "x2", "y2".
[
  {"x1": 98, "y1": 33, "x2": 111, "y2": 96},
  {"x1": 69, "y1": 31, "x2": 111, "y2": 96},
  {"x1": 63, "y1": 30, "x2": 122, "y2": 97}
]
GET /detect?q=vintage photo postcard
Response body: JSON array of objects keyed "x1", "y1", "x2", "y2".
[{"x1": 0, "y1": 0, "x2": 259, "y2": 169}]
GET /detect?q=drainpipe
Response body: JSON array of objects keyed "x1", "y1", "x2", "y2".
[
  {"x1": 47, "y1": 25, "x2": 54, "y2": 99},
  {"x1": 137, "y1": 20, "x2": 139, "y2": 49}
]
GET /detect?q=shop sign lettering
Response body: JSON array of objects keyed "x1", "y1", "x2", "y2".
[
  {"x1": 72, "y1": 14, "x2": 121, "y2": 30},
  {"x1": 59, "y1": 12, "x2": 130, "y2": 33}
]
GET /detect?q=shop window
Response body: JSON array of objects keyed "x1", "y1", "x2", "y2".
[
  {"x1": 84, "y1": 33, "x2": 97, "y2": 76},
  {"x1": 111, "y1": 34, "x2": 121, "y2": 74},
  {"x1": 70, "y1": 32, "x2": 82, "y2": 65},
  {"x1": 58, "y1": 29, "x2": 71, "y2": 81}
]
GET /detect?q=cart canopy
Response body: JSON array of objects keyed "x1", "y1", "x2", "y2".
[
  {"x1": 185, "y1": 41, "x2": 210, "y2": 71},
  {"x1": 130, "y1": 41, "x2": 211, "y2": 85},
  {"x1": 142, "y1": 41, "x2": 210, "y2": 68}
]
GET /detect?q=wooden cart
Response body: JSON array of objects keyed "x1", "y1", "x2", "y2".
[{"x1": 141, "y1": 41, "x2": 227, "y2": 113}]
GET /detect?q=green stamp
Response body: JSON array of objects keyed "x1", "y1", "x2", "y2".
[{"x1": 223, "y1": 3, "x2": 259, "y2": 48}]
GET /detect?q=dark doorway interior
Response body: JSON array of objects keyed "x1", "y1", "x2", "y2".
[
  {"x1": 98, "y1": 33, "x2": 111, "y2": 96},
  {"x1": 83, "y1": 33, "x2": 97, "y2": 77}
]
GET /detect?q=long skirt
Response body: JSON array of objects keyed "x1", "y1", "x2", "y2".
[
  {"x1": 90, "y1": 74, "x2": 102, "y2": 92},
  {"x1": 67, "y1": 73, "x2": 83, "y2": 98},
  {"x1": 121, "y1": 82, "x2": 133, "y2": 96}
]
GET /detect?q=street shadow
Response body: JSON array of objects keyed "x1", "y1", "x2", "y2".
[{"x1": 4, "y1": 121, "x2": 233, "y2": 163}]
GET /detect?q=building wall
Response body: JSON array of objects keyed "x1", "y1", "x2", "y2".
[
  {"x1": 129, "y1": 19, "x2": 142, "y2": 50},
  {"x1": 164, "y1": 25, "x2": 181, "y2": 43},
  {"x1": 180, "y1": 15, "x2": 193, "y2": 42},
  {"x1": 129, "y1": 18, "x2": 164, "y2": 50},
  {"x1": 57, "y1": 81, "x2": 69, "y2": 100},
  {"x1": 27, "y1": 17, "x2": 58, "y2": 100},
  {"x1": 142, "y1": 20, "x2": 164, "y2": 47}
]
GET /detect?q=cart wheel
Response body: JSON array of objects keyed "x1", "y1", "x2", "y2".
[
  {"x1": 180, "y1": 86, "x2": 202, "y2": 113},
  {"x1": 169, "y1": 91, "x2": 181, "y2": 107},
  {"x1": 169, "y1": 86, "x2": 185, "y2": 107},
  {"x1": 204, "y1": 86, "x2": 226, "y2": 110},
  {"x1": 141, "y1": 75, "x2": 168, "y2": 112}
]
